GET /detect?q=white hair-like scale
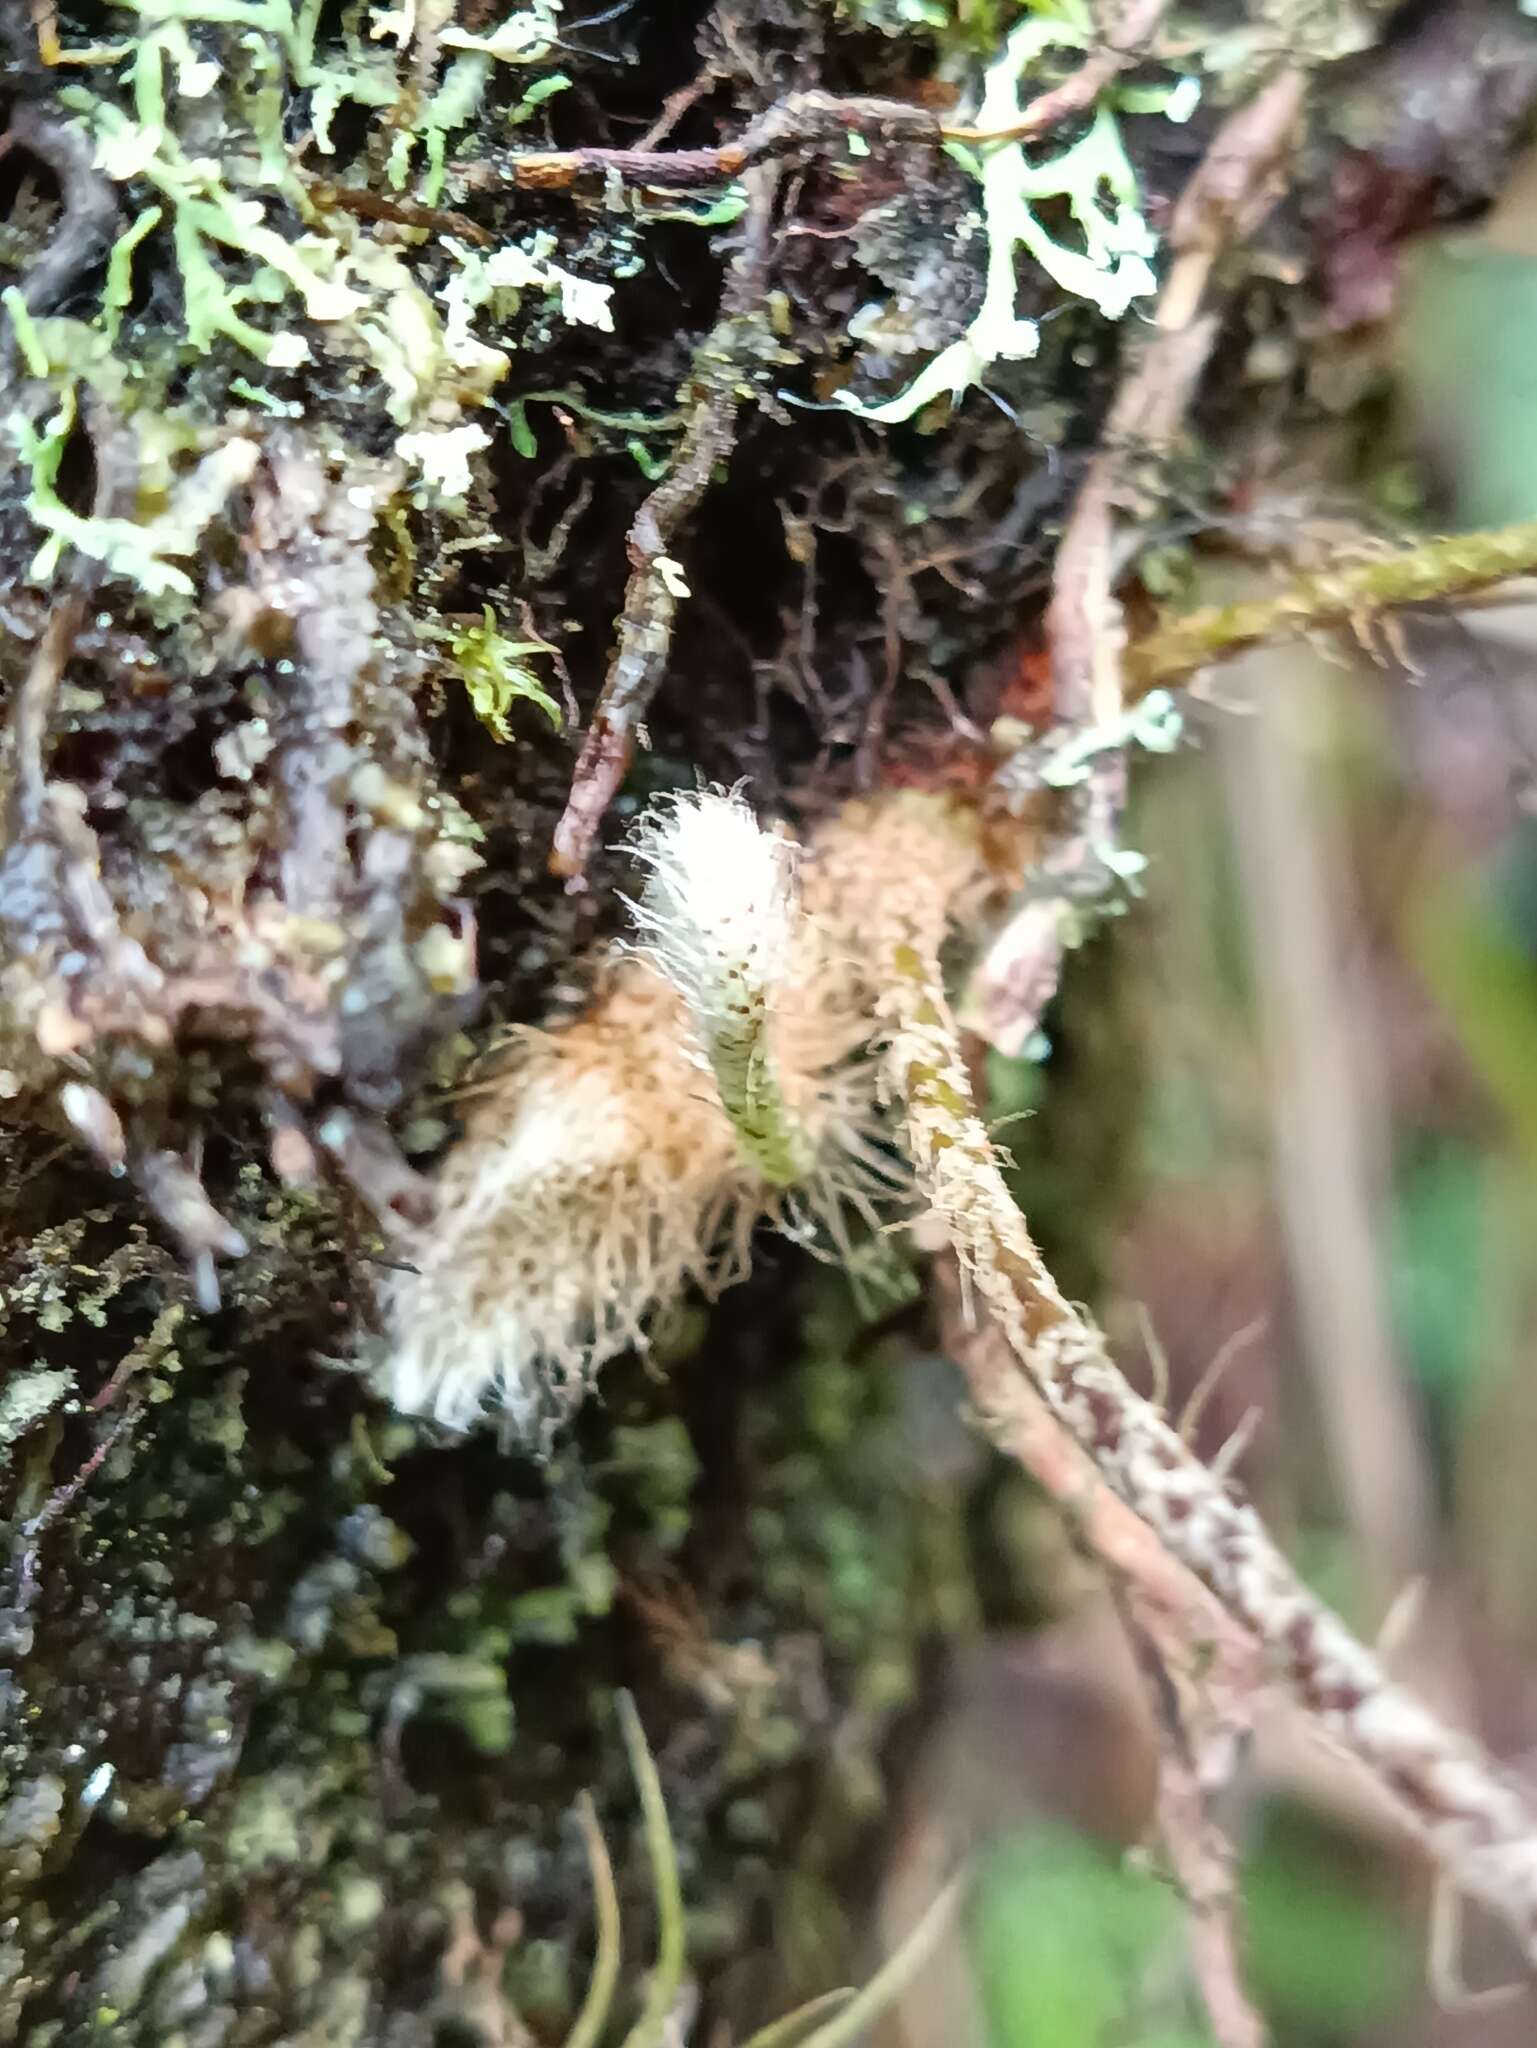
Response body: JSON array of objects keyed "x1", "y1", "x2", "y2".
[{"x1": 378, "y1": 787, "x2": 982, "y2": 1434}]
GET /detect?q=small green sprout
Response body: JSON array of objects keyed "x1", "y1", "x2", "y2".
[
  {"x1": 508, "y1": 71, "x2": 573, "y2": 126},
  {"x1": 450, "y1": 606, "x2": 563, "y2": 742},
  {"x1": 574, "y1": 1692, "x2": 965, "y2": 2048},
  {"x1": 627, "y1": 436, "x2": 670, "y2": 480}
]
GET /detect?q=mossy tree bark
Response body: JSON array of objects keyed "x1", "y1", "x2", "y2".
[{"x1": 4, "y1": 1, "x2": 1535, "y2": 2041}]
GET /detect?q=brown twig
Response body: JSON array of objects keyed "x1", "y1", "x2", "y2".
[
  {"x1": 1117, "y1": 1584, "x2": 1268, "y2": 2048},
  {"x1": 306, "y1": 179, "x2": 492, "y2": 246},
  {"x1": 1047, "y1": 64, "x2": 1306, "y2": 733},
  {"x1": 507, "y1": 90, "x2": 941, "y2": 194},
  {"x1": 521, "y1": 10, "x2": 1182, "y2": 197},
  {"x1": 549, "y1": 165, "x2": 779, "y2": 879},
  {"x1": 635, "y1": 70, "x2": 719, "y2": 152},
  {"x1": 882, "y1": 859, "x2": 1537, "y2": 1968},
  {"x1": 507, "y1": 142, "x2": 745, "y2": 193}
]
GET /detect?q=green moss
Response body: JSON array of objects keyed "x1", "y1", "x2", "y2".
[{"x1": 450, "y1": 604, "x2": 563, "y2": 742}]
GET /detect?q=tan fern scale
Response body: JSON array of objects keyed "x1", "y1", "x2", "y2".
[
  {"x1": 380, "y1": 964, "x2": 757, "y2": 1432},
  {"x1": 378, "y1": 791, "x2": 989, "y2": 1433}
]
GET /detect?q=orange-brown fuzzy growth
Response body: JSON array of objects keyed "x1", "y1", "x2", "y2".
[
  {"x1": 378, "y1": 789, "x2": 991, "y2": 1434},
  {"x1": 381, "y1": 962, "x2": 754, "y2": 1432}
]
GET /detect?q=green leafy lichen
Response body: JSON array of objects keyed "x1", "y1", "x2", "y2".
[
  {"x1": 13, "y1": 381, "x2": 259, "y2": 598},
  {"x1": 841, "y1": 5, "x2": 1191, "y2": 424},
  {"x1": 3, "y1": 1, "x2": 608, "y2": 610}
]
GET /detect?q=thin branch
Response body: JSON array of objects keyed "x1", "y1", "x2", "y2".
[
  {"x1": 550, "y1": 166, "x2": 778, "y2": 879},
  {"x1": 1126, "y1": 521, "x2": 1537, "y2": 697},
  {"x1": 507, "y1": 90, "x2": 941, "y2": 194},
  {"x1": 306, "y1": 177, "x2": 491, "y2": 246},
  {"x1": 1117, "y1": 1584, "x2": 1268, "y2": 2048},
  {"x1": 883, "y1": 891, "x2": 1537, "y2": 1968}
]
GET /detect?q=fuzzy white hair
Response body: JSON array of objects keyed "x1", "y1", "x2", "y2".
[
  {"x1": 376, "y1": 788, "x2": 974, "y2": 1435},
  {"x1": 379, "y1": 967, "x2": 755, "y2": 1434},
  {"x1": 627, "y1": 786, "x2": 800, "y2": 1012},
  {"x1": 625, "y1": 789, "x2": 817, "y2": 1187}
]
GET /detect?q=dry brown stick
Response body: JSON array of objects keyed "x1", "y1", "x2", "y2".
[
  {"x1": 516, "y1": 5, "x2": 1179, "y2": 196},
  {"x1": 549, "y1": 165, "x2": 778, "y2": 880},
  {"x1": 507, "y1": 91, "x2": 941, "y2": 194},
  {"x1": 507, "y1": 142, "x2": 746, "y2": 192},
  {"x1": 305, "y1": 178, "x2": 492, "y2": 246},
  {"x1": 883, "y1": 893, "x2": 1537, "y2": 1968},
  {"x1": 1116, "y1": 1583, "x2": 1268, "y2": 2048}
]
